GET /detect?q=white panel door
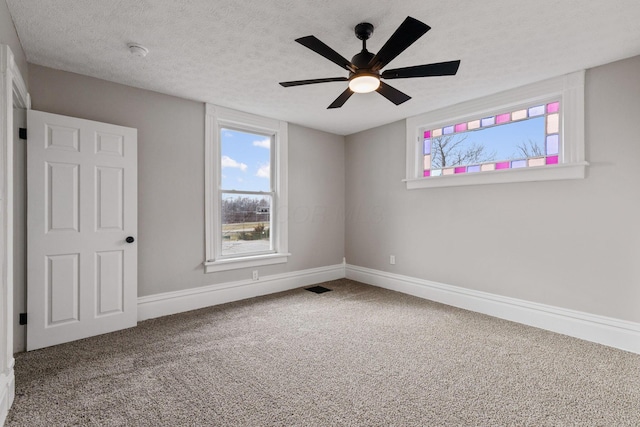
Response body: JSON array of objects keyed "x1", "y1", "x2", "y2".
[{"x1": 27, "y1": 110, "x2": 137, "y2": 351}]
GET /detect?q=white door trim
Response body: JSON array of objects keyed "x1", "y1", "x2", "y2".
[{"x1": 0, "y1": 44, "x2": 29, "y2": 427}]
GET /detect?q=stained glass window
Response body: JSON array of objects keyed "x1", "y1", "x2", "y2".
[{"x1": 421, "y1": 101, "x2": 561, "y2": 178}]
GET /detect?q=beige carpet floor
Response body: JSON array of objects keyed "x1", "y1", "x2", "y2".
[{"x1": 6, "y1": 279, "x2": 640, "y2": 426}]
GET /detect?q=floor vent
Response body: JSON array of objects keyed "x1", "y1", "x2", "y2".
[{"x1": 305, "y1": 286, "x2": 332, "y2": 294}]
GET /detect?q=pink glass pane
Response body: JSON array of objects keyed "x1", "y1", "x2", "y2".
[
  {"x1": 528, "y1": 105, "x2": 545, "y2": 117},
  {"x1": 424, "y1": 130, "x2": 431, "y2": 138},
  {"x1": 547, "y1": 102, "x2": 560, "y2": 113},
  {"x1": 442, "y1": 168, "x2": 454, "y2": 176},
  {"x1": 481, "y1": 163, "x2": 495, "y2": 172},
  {"x1": 546, "y1": 156, "x2": 559, "y2": 165},
  {"x1": 443, "y1": 126, "x2": 454, "y2": 135},
  {"x1": 528, "y1": 157, "x2": 545, "y2": 167},
  {"x1": 495, "y1": 161, "x2": 510, "y2": 170},
  {"x1": 423, "y1": 140, "x2": 431, "y2": 155},
  {"x1": 467, "y1": 165, "x2": 481, "y2": 173},
  {"x1": 512, "y1": 159, "x2": 527, "y2": 168},
  {"x1": 546, "y1": 135, "x2": 559, "y2": 155},
  {"x1": 423, "y1": 170, "x2": 431, "y2": 177},
  {"x1": 481, "y1": 116, "x2": 495, "y2": 127},
  {"x1": 423, "y1": 155, "x2": 431, "y2": 170},
  {"x1": 468, "y1": 120, "x2": 481, "y2": 130},
  {"x1": 455, "y1": 166, "x2": 466, "y2": 174},
  {"x1": 511, "y1": 109, "x2": 527, "y2": 121},
  {"x1": 547, "y1": 114, "x2": 559, "y2": 134},
  {"x1": 432, "y1": 128, "x2": 442, "y2": 137},
  {"x1": 455, "y1": 123, "x2": 467, "y2": 133},
  {"x1": 496, "y1": 113, "x2": 511, "y2": 124}
]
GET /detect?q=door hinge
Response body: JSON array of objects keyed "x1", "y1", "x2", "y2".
[
  {"x1": 19, "y1": 313, "x2": 27, "y2": 325},
  {"x1": 19, "y1": 128, "x2": 27, "y2": 140}
]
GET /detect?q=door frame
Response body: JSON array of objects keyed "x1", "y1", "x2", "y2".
[{"x1": 0, "y1": 44, "x2": 29, "y2": 426}]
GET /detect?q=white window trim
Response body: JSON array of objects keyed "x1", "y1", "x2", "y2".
[
  {"x1": 405, "y1": 70, "x2": 588, "y2": 189},
  {"x1": 204, "y1": 104, "x2": 289, "y2": 273}
]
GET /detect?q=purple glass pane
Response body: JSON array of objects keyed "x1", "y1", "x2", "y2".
[
  {"x1": 455, "y1": 123, "x2": 467, "y2": 133},
  {"x1": 512, "y1": 159, "x2": 527, "y2": 168},
  {"x1": 546, "y1": 155, "x2": 559, "y2": 165},
  {"x1": 496, "y1": 113, "x2": 511, "y2": 124},
  {"x1": 454, "y1": 166, "x2": 466, "y2": 174},
  {"x1": 424, "y1": 130, "x2": 431, "y2": 139},
  {"x1": 467, "y1": 165, "x2": 481, "y2": 173},
  {"x1": 423, "y1": 170, "x2": 431, "y2": 177},
  {"x1": 443, "y1": 125, "x2": 454, "y2": 135},
  {"x1": 547, "y1": 102, "x2": 560, "y2": 113},
  {"x1": 546, "y1": 135, "x2": 559, "y2": 155},
  {"x1": 495, "y1": 161, "x2": 510, "y2": 170},
  {"x1": 528, "y1": 105, "x2": 545, "y2": 117},
  {"x1": 481, "y1": 116, "x2": 495, "y2": 127},
  {"x1": 423, "y1": 139, "x2": 431, "y2": 155}
]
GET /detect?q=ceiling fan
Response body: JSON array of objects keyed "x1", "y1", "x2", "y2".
[{"x1": 279, "y1": 16, "x2": 461, "y2": 109}]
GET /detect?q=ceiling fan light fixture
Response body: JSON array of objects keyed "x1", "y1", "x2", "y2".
[{"x1": 348, "y1": 74, "x2": 380, "y2": 93}]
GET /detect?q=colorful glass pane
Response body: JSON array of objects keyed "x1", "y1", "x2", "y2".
[
  {"x1": 431, "y1": 169, "x2": 442, "y2": 176},
  {"x1": 423, "y1": 170, "x2": 431, "y2": 177},
  {"x1": 511, "y1": 159, "x2": 527, "y2": 168},
  {"x1": 443, "y1": 125, "x2": 454, "y2": 135},
  {"x1": 546, "y1": 135, "x2": 559, "y2": 155},
  {"x1": 468, "y1": 120, "x2": 481, "y2": 130},
  {"x1": 443, "y1": 168, "x2": 454, "y2": 175},
  {"x1": 528, "y1": 105, "x2": 545, "y2": 117},
  {"x1": 547, "y1": 102, "x2": 560, "y2": 113},
  {"x1": 467, "y1": 165, "x2": 481, "y2": 173},
  {"x1": 423, "y1": 139, "x2": 431, "y2": 155},
  {"x1": 455, "y1": 123, "x2": 467, "y2": 133},
  {"x1": 496, "y1": 113, "x2": 511, "y2": 124},
  {"x1": 481, "y1": 116, "x2": 495, "y2": 127},
  {"x1": 432, "y1": 128, "x2": 442, "y2": 137},
  {"x1": 423, "y1": 155, "x2": 431, "y2": 170},
  {"x1": 481, "y1": 163, "x2": 495, "y2": 172},
  {"x1": 547, "y1": 114, "x2": 559, "y2": 134},
  {"x1": 528, "y1": 157, "x2": 545, "y2": 167},
  {"x1": 512, "y1": 109, "x2": 527, "y2": 121},
  {"x1": 454, "y1": 166, "x2": 466, "y2": 174},
  {"x1": 424, "y1": 130, "x2": 431, "y2": 139},
  {"x1": 495, "y1": 161, "x2": 510, "y2": 170},
  {"x1": 546, "y1": 155, "x2": 559, "y2": 165}
]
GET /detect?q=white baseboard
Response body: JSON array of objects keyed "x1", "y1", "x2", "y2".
[
  {"x1": 138, "y1": 263, "x2": 346, "y2": 321},
  {"x1": 346, "y1": 264, "x2": 640, "y2": 355},
  {"x1": 0, "y1": 366, "x2": 15, "y2": 427}
]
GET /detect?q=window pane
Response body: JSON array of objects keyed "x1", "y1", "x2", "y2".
[
  {"x1": 429, "y1": 116, "x2": 545, "y2": 169},
  {"x1": 221, "y1": 193, "x2": 272, "y2": 256},
  {"x1": 221, "y1": 128, "x2": 271, "y2": 192}
]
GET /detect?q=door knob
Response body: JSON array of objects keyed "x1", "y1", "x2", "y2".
[{"x1": 126, "y1": 236, "x2": 135, "y2": 243}]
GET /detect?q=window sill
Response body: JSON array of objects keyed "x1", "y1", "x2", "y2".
[
  {"x1": 204, "y1": 252, "x2": 291, "y2": 273},
  {"x1": 404, "y1": 162, "x2": 588, "y2": 190}
]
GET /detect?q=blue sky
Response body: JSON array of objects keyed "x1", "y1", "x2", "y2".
[{"x1": 220, "y1": 128, "x2": 271, "y2": 192}]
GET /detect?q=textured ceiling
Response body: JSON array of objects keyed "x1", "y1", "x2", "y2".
[{"x1": 6, "y1": 0, "x2": 640, "y2": 135}]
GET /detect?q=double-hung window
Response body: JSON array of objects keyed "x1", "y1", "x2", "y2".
[
  {"x1": 204, "y1": 105, "x2": 289, "y2": 273},
  {"x1": 405, "y1": 71, "x2": 588, "y2": 189}
]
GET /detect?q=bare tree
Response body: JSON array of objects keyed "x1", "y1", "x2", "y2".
[
  {"x1": 430, "y1": 134, "x2": 496, "y2": 169},
  {"x1": 513, "y1": 139, "x2": 544, "y2": 159}
]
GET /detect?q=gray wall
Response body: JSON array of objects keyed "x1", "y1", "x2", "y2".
[
  {"x1": 0, "y1": 0, "x2": 28, "y2": 85},
  {"x1": 26, "y1": 64, "x2": 345, "y2": 296},
  {"x1": 345, "y1": 55, "x2": 640, "y2": 323}
]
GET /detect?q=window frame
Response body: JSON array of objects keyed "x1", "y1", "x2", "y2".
[
  {"x1": 204, "y1": 104, "x2": 289, "y2": 273},
  {"x1": 405, "y1": 70, "x2": 588, "y2": 189}
]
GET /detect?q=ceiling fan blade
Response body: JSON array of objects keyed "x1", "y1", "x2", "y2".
[
  {"x1": 327, "y1": 88, "x2": 354, "y2": 109},
  {"x1": 296, "y1": 36, "x2": 356, "y2": 72},
  {"x1": 368, "y1": 16, "x2": 431, "y2": 72},
  {"x1": 376, "y1": 81, "x2": 411, "y2": 105},
  {"x1": 279, "y1": 77, "x2": 348, "y2": 87},
  {"x1": 382, "y1": 60, "x2": 461, "y2": 79}
]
